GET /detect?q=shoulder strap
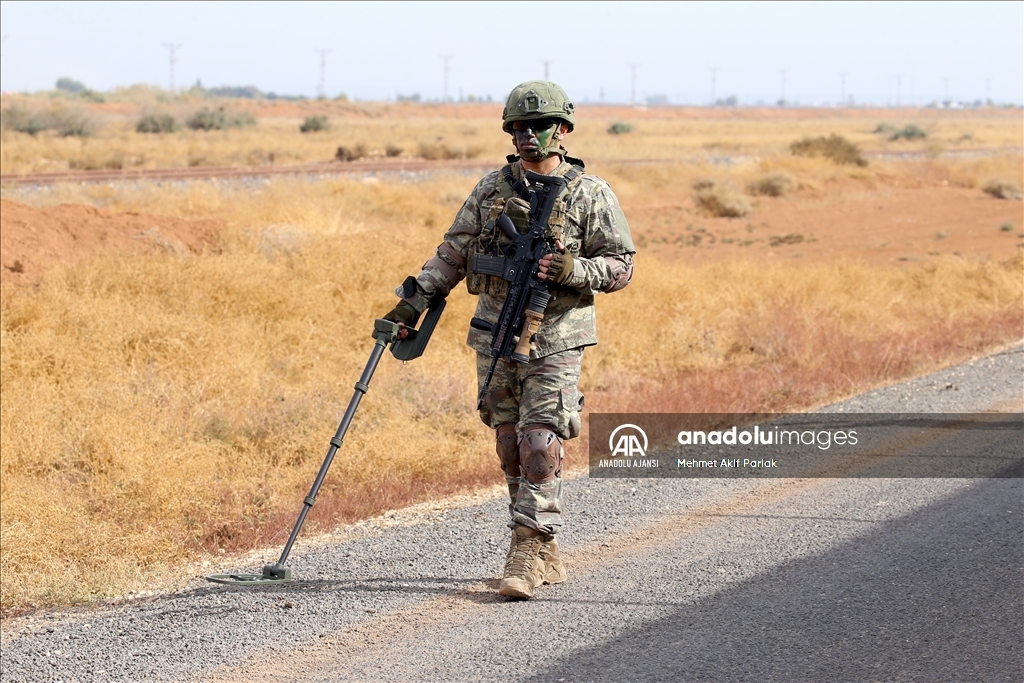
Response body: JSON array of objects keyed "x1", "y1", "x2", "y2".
[
  {"x1": 561, "y1": 164, "x2": 584, "y2": 184},
  {"x1": 501, "y1": 163, "x2": 531, "y2": 201},
  {"x1": 543, "y1": 164, "x2": 586, "y2": 242},
  {"x1": 495, "y1": 164, "x2": 515, "y2": 201}
]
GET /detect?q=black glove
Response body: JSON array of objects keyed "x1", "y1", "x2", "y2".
[{"x1": 382, "y1": 301, "x2": 420, "y2": 327}]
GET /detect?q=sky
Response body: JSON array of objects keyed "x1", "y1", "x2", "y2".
[{"x1": 1, "y1": 1, "x2": 1021, "y2": 106}]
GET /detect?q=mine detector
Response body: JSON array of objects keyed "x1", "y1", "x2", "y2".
[{"x1": 205, "y1": 302, "x2": 445, "y2": 585}]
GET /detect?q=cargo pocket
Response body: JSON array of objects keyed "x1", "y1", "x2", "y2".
[{"x1": 559, "y1": 386, "x2": 584, "y2": 439}]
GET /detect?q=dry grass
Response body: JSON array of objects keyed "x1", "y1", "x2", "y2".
[
  {"x1": 1, "y1": 119, "x2": 1022, "y2": 616},
  {"x1": 2, "y1": 96, "x2": 1021, "y2": 174},
  {"x1": 582, "y1": 255, "x2": 1022, "y2": 405}
]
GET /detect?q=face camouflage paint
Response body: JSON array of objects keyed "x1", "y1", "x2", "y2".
[{"x1": 513, "y1": 119, "x2": 561, "y2": 161}]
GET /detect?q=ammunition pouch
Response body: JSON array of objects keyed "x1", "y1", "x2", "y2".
[{"x1": 467, "y1": 251, "x2": 510, "y2": 298}]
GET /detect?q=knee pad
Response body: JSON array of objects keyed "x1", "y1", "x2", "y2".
[
  {"x1": 519, "y1": 426, "x2": 563, "y2": 483},
  {"x1": 495, "y1": 423, "x2": 519, "y2": 477}
]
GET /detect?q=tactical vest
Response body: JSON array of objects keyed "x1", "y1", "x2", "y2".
[{"x1": 466, "y1": 160, "x2": 585, "y2": 297}]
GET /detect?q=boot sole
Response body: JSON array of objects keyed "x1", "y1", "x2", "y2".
[
  {"x1": 498, "y1": 578, "x2": 535, "y2": 599},
  {"x1": 543, "y1": 571, "x2": 567, "y2": 585}
]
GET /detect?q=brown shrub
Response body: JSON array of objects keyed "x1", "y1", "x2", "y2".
[
  {"x1": 335, "y1": 144, "x2": 367, "y2": 162},
  {"x1": 417, "y1": 141, "x2": 480, "y2": 160},
  {"x1": 693, "y1": 179, "x2": 752, "y2": 217},
  {"x1": 747, "y1": 171, "x2": 795, "y2": 197},
  {"x1": 790, "y1": 134, "x2": 867, "y2": 166},
  {"x1": 982, "y1": 179, "x2": 1023, "y2": 200}
]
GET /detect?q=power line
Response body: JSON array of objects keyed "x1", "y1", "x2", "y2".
[
  {"x1": 440, "y1": 55, "x2": 453, "y2": 102},
  {"x1": 315, "y1": 48, "x2": 331, "y2": 99},
  {"x1": 162, "y1": 42, "x2": 182, "y2": 94}
]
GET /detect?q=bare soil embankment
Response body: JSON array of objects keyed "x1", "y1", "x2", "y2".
[{"x1": 0, "y1": 199, "x2": 221, "y2": 283}]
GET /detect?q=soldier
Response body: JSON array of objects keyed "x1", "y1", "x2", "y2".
[{"x1": 380, "y1": 81, "x2": 635, "y2": 599}]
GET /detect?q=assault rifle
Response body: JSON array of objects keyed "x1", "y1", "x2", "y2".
[{"x1": 469, "y1": 170, "x2": 568, "y2": 408}]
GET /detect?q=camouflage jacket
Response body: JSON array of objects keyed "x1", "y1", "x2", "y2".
[{"x1": 398, "y1": 159, "x2": 635, "y2": 358}]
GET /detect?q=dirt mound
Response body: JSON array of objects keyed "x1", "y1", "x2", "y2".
[{"x1": 0, "y1": 200, "x2": 222, "y2": 283}]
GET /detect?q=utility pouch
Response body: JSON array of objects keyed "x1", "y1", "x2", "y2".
[
  {"x1": 480, "y1": 198, "x2": 531, "y2": 297},
  {"x1": 466, "y1": 218, "x2": 493, "y2": 296},
  {"x1": 504, "y1": 197, "x2": 532, "y2": 235},
  {"x1": 484, "y1": 275, "x2": 509, "y2": 298},
  {"x1": 466, "y1": 270, "x2": 486, "y2": 296}
]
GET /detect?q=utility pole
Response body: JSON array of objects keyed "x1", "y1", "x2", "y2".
[
  {"x1": 985, "y1": 78, "x2": 992, "y2": 104},
  {"x1": 840, "y1": 72, "x2": 847, "y2": 105},
  {"x1": 710, "y1": 67, "x2": 718, "y2": 105},
  {"x1": 779, "y1": 69, "x2": 787, "y2": 105},
  {"x1": 315, "y1": 49, "x2": 331, "y2": 99},
  {"x1": 162, "y1": 42, "x2": 181, "y2": 94},
  {"x1": 542, "y1": 60, "x2": 551, "y2": 80},
  {"x1": 895, "y1": 74, "x2": 902, "y2": 107},
  {"x1": 441, "y1": 55, "x2": 453, "y2": 102},
  {"x1": 628, "y1": 63, "x2": 638, "y2": 105},
  {"x1": 943, "y1": 77, "x2": 950, "y2": 103}
]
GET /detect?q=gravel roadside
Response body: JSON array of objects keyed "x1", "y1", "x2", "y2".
[{"x1": 1, "y1": 343, "x2": 1020, "y2": 683}]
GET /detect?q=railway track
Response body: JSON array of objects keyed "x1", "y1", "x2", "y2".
[
  {"x1": 0, "y1": 157, "x2": 496, "y2": 186},
  {"x1": 0, "y1": 148, "x2": 1017, "y2": 186}
]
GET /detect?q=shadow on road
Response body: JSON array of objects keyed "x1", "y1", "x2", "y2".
[{"x1": 523, "y1": 477, "x2": 1023, "y2": 683}]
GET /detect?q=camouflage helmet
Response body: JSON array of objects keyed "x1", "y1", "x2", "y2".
[{"x1": 502, "y1": 80, "x2": 576, "y2": 133}]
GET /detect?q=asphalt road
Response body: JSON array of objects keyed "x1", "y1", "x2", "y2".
[{"x1": 1, "y1": 345, "x2": 1021, "y2": 683}]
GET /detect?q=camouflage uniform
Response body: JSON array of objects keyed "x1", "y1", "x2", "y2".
[{"x1": 397, "y1": 158, "x2": 635, "y2": 535}]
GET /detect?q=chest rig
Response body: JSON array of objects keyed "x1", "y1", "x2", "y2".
[{"x1": 467, "y1": 161, "x2": 585, "y2": 297}]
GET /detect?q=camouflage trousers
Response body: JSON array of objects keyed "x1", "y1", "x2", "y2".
[{"x1": 476, "y1": 347, "x2": 585, "y2": 535}]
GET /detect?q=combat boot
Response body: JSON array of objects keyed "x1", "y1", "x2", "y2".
[
  {"x1": 538, "y1": 536, "x2": 566, "y2": 585},
  {"x1": 499, "y1": 525, "x2": 545, "y2": 599}
]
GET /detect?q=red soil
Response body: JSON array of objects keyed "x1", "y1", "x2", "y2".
[
  {"x1": 0, "y1": 199, "x2": 222, "y2": 284},
  {"x1": 623, "y1": 181, "x2": 1024, "y2": 267}
]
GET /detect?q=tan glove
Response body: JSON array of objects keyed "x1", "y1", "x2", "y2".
[{"x1": 545, "y1": 251, "x2": 576, "y2": 285}]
